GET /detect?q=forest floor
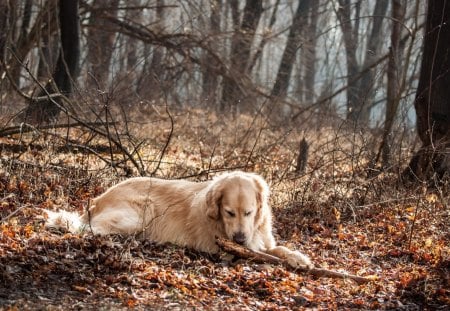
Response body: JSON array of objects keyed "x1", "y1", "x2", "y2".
[{"x1": 0, "y1": 109, "x2": 449, "y2": 310}]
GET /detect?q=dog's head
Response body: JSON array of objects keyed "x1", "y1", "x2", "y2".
[{"x1": 206, "y1": 172, "x2": 269, "y2": 246}]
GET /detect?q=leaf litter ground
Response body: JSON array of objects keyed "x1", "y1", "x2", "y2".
[{"x1": 0, "y1": 111, "x2": 449, "y2": 310}]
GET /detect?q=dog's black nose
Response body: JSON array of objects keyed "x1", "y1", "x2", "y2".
[{"x1": 233, "y1": 232, "x2": 246, "y2": 245}]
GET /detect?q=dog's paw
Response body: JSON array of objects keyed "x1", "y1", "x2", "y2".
[{"x1": 286, "y1": 250, "x2": 314, "y2": 269}]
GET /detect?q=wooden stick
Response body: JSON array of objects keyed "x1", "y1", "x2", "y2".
[{"x1": 216, "y1": 237, "x2": 374, "y2": 284}]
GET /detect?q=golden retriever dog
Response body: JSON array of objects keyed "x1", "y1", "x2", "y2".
[{"x1": 46, "y1": 171, "x2": 312, "y2": 268}]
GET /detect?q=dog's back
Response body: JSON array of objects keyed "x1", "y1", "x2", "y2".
[{"x1": 46, "y1": 177, "x2": 213, "y2": 238}]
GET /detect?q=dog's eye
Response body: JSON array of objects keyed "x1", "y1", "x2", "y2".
[
  {"x1": 244, "y1": 211, "x2": 252, "y2": 217},
  {"x1": 226, "y1": 210, "x2": 236, "y2": 217}
]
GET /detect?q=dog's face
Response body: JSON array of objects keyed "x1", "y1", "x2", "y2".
[{"x1": 206, "y1": 173, "x2": 269, "y2": 246}]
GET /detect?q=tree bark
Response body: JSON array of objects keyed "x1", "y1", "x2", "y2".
[
  {"x1": 201, "y1": 0, "x2": 222, "y2": 105},
  {"x1": 355, "y1": 0, "x2": 389, "y2": 125},
  {"x1": 404, "y1": 0, "x2": 450, "y2": 182},
  {"x1": 0, "y1": 0, "x2": 11, "y2": 76},
  {"x1": 125, "y1": 1, "x2": 139, "y2": 72},
  {"x1": 9, "y1": 0, "x2": 33, "y2": 86},
  {"x1": 86, "y1": 0, "x2": 119, "y2": 88},
  {"x1": 37, "y1": 28, "x2": 58, "y2": 80},
  {"x1": 336, "y1": 0, "x2": 360, "y2": 123},
  {"x1": 220, "y1": 0, "x2": 263, "y2": 113},
  {"x1": 302, "y1": 0, "x2": 319, "y2": 105},
  {"x1": 5, "y1": 1, "x2": 58, "y2": 89},
  {"x1": 248, "y1": 0, "x2": 280, "y2": 73},
  {"x1": 381, "y1": 0, "x2": 404, "y2": 167},
  {"x1": 271, "y1": 0, "x2": 312, "y2": 100},
  {"x1": 137, "y1": 0, "x2": 166, "y2": 99},
  {"x1": 336, "y1": 0, "x2": 389, "y2": 125},
  {"x1": 22, "y1": 0, "x2": 80, "y2": 124}
]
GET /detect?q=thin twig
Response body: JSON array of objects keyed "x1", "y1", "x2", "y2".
[
  {"x1": 407, "y1": 194, "x2": 423, "y2": 250},
  {"x1": 0, "y1": 204, "x2": 32, "y2": 224},
  {"x1": 7, "y1": 54, "x2": 144, "y2": 173},
  {"x1": 152, "y1": 103, "x2": 174, "y2": 176}
]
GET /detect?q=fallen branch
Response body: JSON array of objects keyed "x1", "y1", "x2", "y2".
[
  {"x1": 216, "y1": 237, "x2": 374, "y2": 284},
  {"x1": 0, "y1": 122, "x2": 115, "y2": 137},
  {"x1": 0, "y1": 202, "x2": 32, "y2": 224}
]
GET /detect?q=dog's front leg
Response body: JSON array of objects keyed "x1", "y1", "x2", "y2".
[
  {"x1": 253, "y1": 220, "x2": 313, "y2": 269},
  {"x1": 265, "y1": 246, "x2": 314, "y2": 269}
]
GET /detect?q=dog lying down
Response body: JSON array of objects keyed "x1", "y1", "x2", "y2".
[{"x1": 46, "y1": 171, "x2": 313, "y2": 269}]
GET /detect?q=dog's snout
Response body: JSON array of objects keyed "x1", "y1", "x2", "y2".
[{"x1": 233, "y1": 232, "x2": 246, "y2": 245}]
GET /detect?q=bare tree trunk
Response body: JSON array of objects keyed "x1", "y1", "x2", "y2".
[
  {"x1": 336, "y1": 0, "x2": 388, "y2": 125},
  {"x1": 137, "y1": 0, "x2": 166, "y2": 99},
  {"x1": 381, "y1": 0, "x2": 404, "y2": 168},
  {"x1": 356, "y1": 0, "x2": 389, "y2": 124},
  {"x1": 0, "y1": 1, "x2": 12, "y2": 99},
  {"x1": 248, "y1": 0, "x2": 280, "y2": 73},
  {"x1": 125, "y1": 1, "x2": 140, "y2": 73},
  {"x1": 271, "y1": 0, "x2": 312, "y2": 101},
  {"x1": 10, "y1": 0, "x2": 33, "y2": 86},
  {"x1": 302, "y1": 0, "x2": 319, "y2": 105},
  {"x1": 4, "y1": 1, "x2": 58, "y2": 90},
  {"x1": 37, "y1": 27, "x2": 58, "y2": 80},
  {"x1": 336, "y1": 0, "x2": 360, "y2": 123},
  {"x1": 1, "y1": 1, "x2": 59, "y2": 92},
  {"x1": 220, "y1": 0, "x2": 263, "y2": 113},
  {"x1": 22, "y1": 0, "x2": 80, "y2": 124},
  {"x1": 404, "y1": 0, "x2": 450, "y2": 182},
  {"x1": 0, "y1": 0, "x2": 11, "y2": 79},
  {"x1": 201, "y1": 0, "x2": 222, "y2": 105},
  {"x1": 86, "y1": 0, "x2": 119, "y2": 88}
]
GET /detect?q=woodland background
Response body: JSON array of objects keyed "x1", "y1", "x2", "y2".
[{"x1": 0, "y1": 0, "x2": 449, "y2": 309}]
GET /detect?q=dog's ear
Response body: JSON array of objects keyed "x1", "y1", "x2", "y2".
[
  {"x1": 252, "y1": 174, "x2": 270, "y2": 208},
  {"x1": 251, "y1": 174, "x2": 270, "y2": 224},
  {"x1": 206, "y1": 184, "x2": 222, "y2": 221}
]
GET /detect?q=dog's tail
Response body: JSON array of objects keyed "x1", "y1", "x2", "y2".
[{"x1": 44, "y1": 209, "x2": 85, "y2": 233}]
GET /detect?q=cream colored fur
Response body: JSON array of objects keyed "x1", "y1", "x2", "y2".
[{"x1": 46, "y1": 171, "x2": 312, "y2": 268}]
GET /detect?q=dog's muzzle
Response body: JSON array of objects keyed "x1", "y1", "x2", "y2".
[{"x1": 232, "y1": 232, "x2": 246, "y2": 245}]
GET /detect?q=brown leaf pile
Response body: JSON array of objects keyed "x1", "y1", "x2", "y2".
[{"x1": 0, "y1": 111, "x2": 449, "y2": 310}]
